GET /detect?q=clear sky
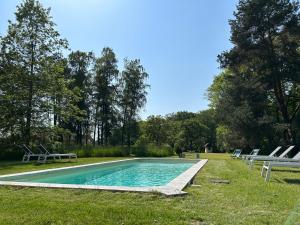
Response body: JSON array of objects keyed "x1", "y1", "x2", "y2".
[{"x1": 0, "y1": 0, "x2": 238, "y2": 119}]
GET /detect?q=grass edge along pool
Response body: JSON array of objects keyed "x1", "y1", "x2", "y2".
[{"x1": 0, "y1": 158, "x2": 208, "y2": 196}]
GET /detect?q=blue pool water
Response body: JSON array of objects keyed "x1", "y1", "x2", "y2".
[{"x1": 1, "y1": 159, "x2": 195, "y2": 187}]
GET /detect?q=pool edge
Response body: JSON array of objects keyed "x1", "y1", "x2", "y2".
[{"x1": 0, "y1": 158, "x2": 208, "y2": 196}]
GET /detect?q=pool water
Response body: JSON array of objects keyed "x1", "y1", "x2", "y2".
[{"x1": 1, "y1": 160, "x2": 195, "y2": 187}]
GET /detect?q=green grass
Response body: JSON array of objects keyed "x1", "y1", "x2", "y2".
[{"x1": 0, "y1": 154, "x2": 300, "y2": 225}]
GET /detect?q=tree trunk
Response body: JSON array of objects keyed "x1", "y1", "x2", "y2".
[
  {"x1": 93, "y1": 121, "x2": 96, "y2": 146},
  {"x1": 127, "y1": 112, "x2": 134, "y2": 149},
  {"x1": 121, "y1": 123, "x2": 124, "y2": 147},
  {"x1": 25, "y1": 80, "x2": 33, "y2": 144},
  {"x1": 127, "y1": 118, "x2": 131, "y2": 149},
  {"x1": 121, "y1": 113, "x2": 126, "y2": 146},
  {"x1": 273, "y1": 76, "x2": 294, "y2": 144},
  {"x1": 100, "y1": 121, "x2": 104, "y2": 146},
  {"x1": 267, "y1": 31, "x2": 295, "y2": 144},
  {"x1": 97, "y1": 123, "x2": 100, "y2": 146},
  {"x1": 25, "y1": 40, "x2": 35, "y2": 144},
  {"x1": 54, "y1": 113, "x2": 57, "y2": 126}
]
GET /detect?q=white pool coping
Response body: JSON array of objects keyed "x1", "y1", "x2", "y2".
[{"x1": 0, "y1": 158, "x2": 208, "y2": 196}]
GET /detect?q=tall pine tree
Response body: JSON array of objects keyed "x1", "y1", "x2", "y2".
[
  {"x1": 218, "y1": 0, "x2": 300, "y2": 144},
  {"x1": 93, "y1": 47, "x2": 119, "y2": 146},
  {"x1": 0, "y1": 0, "x2": 70, "y2": 144}
]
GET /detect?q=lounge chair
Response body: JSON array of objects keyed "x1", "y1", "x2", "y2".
[
  {"x1": 241, "y1": 149, "x2": 260, "y2": 160},
  {"x1": 248, "y1": 146, "x2": 295, "y2": 168},
  {"x1": 261, "y1": 153, "x2": 300, "y2": 181},
  {"x1": 37, "y1": 144, "x2": 77, "y2": 163},
  {"x1": 232, "y1": 149, "x2": 242, "y2": 158},
  {"x1": 18, "y1": 144, "x2": 42, "y2": 163}
]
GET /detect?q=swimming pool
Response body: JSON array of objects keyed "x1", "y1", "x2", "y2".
[{"x1": 0, "y1": 158, "x2": 208, "y2": 196}]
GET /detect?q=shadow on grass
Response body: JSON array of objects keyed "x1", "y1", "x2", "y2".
[
  {"x1": 0, "y1": 161, "x2": 24, "y2": 171},
  {"x1": 273, "y1": 177, "x2": 300, "y2": 185},
  {"x1": 271, "y1": 169, "x2": 300, "y2": 173},
  {"x1": 283, "y1": 179, "x2": 300, "y2": 185},
  {"x1": 272, "y1": 178, "x2": 285, "y2": 184}
]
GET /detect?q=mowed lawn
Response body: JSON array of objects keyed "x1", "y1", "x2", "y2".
[{"x1": 0, "y1": 154, "x2": 300, "y2": 225}]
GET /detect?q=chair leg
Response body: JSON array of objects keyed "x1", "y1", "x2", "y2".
[
  {"x1": 261, "y1": 165, "x2": 266, "y2": 177},
  {"x1": 249, "y1": 160, "x2": 254, "y2": 169},
  {"x1": 265, "y1": 166, "x2": 272, "y2": 181}
]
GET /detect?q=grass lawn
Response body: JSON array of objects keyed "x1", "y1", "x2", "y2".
[{"x1": 0, "y1": 154, "x2": 300, "y2": 225}]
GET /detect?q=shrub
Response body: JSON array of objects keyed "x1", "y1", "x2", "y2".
[
  {"x1": 73, "y1": 146, "x2": 130, "y2": 158},
  {"x1": 0, "y1": 145, "x2": 23, "y2": 161},
  {"x1": 132, "y1": 144, "x2": 174, "y2": 157},
  {"x1": 0, "y1": 144, "x2": 173, "y2": 161}
]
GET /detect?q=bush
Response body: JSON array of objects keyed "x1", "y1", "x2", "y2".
[
  {"x1": 132, "y1": 144, "x2": 174, "y2": 157},
  {"x1": 0, "y1": 144, "x2": 173, "y2": 161},
  {"x1": 73, "y1": 146, "x2": 130, "y2": 158},
  {"x1": 0, "y1": 145, "x2": 23, "y2": 161},
  {"x1": 69, "y1": 145, "x2": 174, "y2": 158}
]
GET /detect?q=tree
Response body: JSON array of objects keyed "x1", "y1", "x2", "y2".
[
  {"x1": 120, "y1": 59, "x2": 149, "y2": 148},
  {"x1": 0, "y1": 0, "x2": 69, "y2": 144},
  {"x1": 207, "y1": 69, "x2": 276, "y2": 151},
  {"x1": 164, "y1": 111, "x2": 214, "y2": 151},
  {"x1": 196, "y1": 109, "x2": 217, "y2": 149},
  {"x1": 218, "y1": 0, "x2": 300, "y2": 144},
  {"x1": 143, "y1": 115, "x2": 168, "y2": 146},
  {"x1": 177, "y1": 118, "x2": 209, "y2": 151},
  {"x1": 93, "y1": 47, "x2": 119, "y2": 146},
  {"x1": 64, "y1": 51, "x2": 94, "y2": 145},
  {"x1": 166, "y1": 111, "x2": 196, "y2": 121}
]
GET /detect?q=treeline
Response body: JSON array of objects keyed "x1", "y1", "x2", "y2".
[
  {"x1": 207, "y1": 0, "x2": 300, "y2": 153},
  {"x1": 0, "y1": 0, "x2": 149, "y2": 149},
  {"x1": 1, "y1": 0, "x2": 299, "y2": 158},
  {"x1": 138, "y1": 110, "x2": 216, "y2": 152}
]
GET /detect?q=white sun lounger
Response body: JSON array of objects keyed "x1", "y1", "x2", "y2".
[
  {"x1": 261, "y1": 152, "x2": 300, "y2": 181},
  {"x1": 248, "y1": 146, "x2": 295, "y2": 168},
  {"x1": 246, "y1": 146, "x2": 281, "y2": 167},
  {"x1": 241, "y1": 149, "x2": 260, "y2": 160},
  {"x1": 37, "y1": 144, "x2": 77, "y2": 163},
  {"x1": 19, "y1": 144, "x2": 42, "y2": 163},
  {"x1": 232, "y1": 149, "x2": 242, "y2": 158}
]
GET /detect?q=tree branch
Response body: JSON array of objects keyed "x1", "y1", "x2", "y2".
[{"x1": 290, "y1": 102, "x2": 300, "y2": 123}]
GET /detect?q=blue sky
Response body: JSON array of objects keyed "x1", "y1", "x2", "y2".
[{"x1": 0, "y1": 0, "x2": 238, "y2": 119}]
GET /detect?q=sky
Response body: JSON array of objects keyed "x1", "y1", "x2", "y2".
[{"x1": 0, "y1": 0, "x2": 238, "y2": 119}]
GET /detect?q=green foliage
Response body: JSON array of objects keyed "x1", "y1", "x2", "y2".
[
  {"x1": 216, "y1": 125, "x2": 231, "y2": 152},
  {"x1": 0, "y1": 1, "x2": 151, "y2": 152},
  {"x1": 0, "y1": 0, "x2": 70, "y2": 144},
  {"x1": 93, "y1": 47, "x2": 119, "y2": 146},
  {"x1": 207, "y1": 70, "x2": 230, "y2": 109},
  {"x1": 138, "y1": 111, "x2": 217, "y2": 152},
  {"x1": 73, "y1": 146, "x2": 130, "y2": 158},
  {"x1": 131, "y1": 144, "x2": 174, "y2": 157},
  {"x1": 207, "y1": 69, "x2": 280, "y2": 150},
  {"x1": 143, "y1": 115, "x2": 168, "y2": 146},
  {"x1": 0, "y1": 145, "x2": 23, "y2": 161},
  {"x1": 120, "y1": 59, "x2": 149, "y2": 148},
  {"x1": 217, "y1": 0, "x2": 300, "y2": 145},
  {"x1": 177, "y1": 118, "x2": 209, "y2": 151},
  {"x1": 2, "y1": 0, "x2": 298, "y2": 157},
  {"x1": 62, "y1": 51, "x2": 94, "y2": 145}
]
